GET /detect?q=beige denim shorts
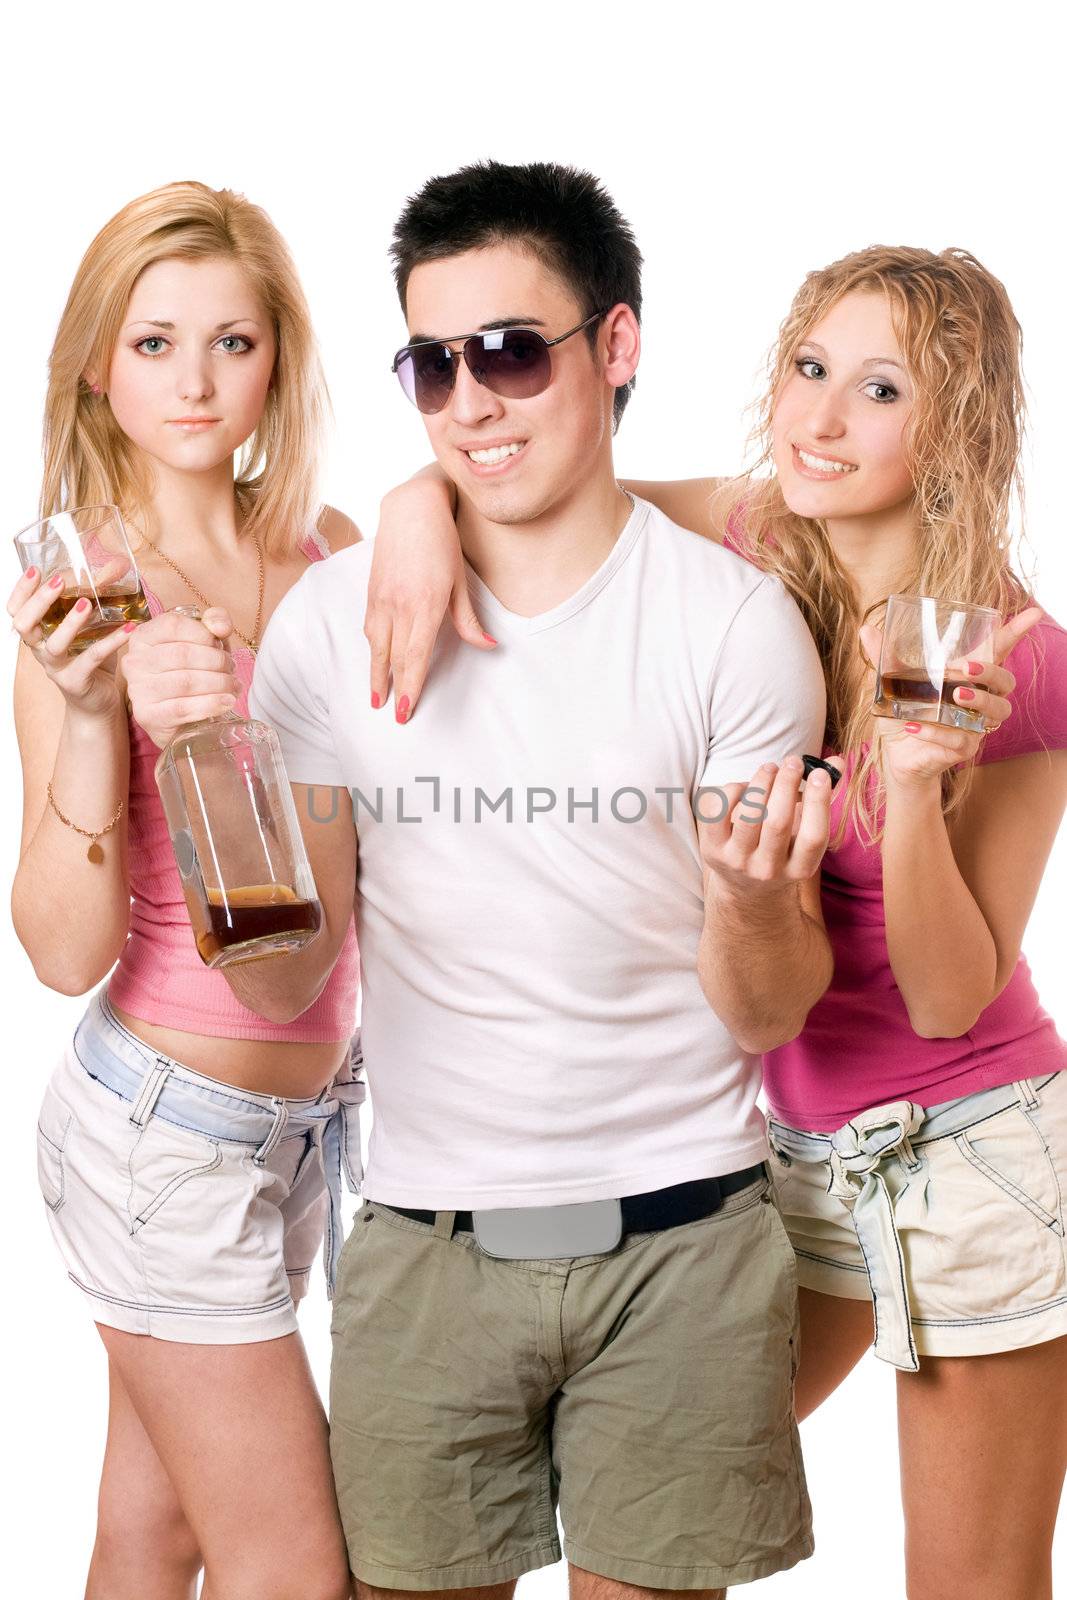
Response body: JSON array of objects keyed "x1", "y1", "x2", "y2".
[
  {"x1": 330, "y1": 1175, "x2": 812, "y2": 1592},
  {"x1": 36, "y1": 994, "x2": 363, "y2": 1344},
  {"x1": 769, "y1": 1069, "x2": 1067, "y2": 1365}
]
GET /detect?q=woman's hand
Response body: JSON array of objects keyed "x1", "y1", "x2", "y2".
[
  {"x1": 364, "y1": 474, "x2": 496, "y2": 723},
  {"x1": 863, "y1": 607, "x2": 1043, "y2": 789},
  {"x1": 123, "y1": 607, "x2": 240, "y2": 749},
  {"x1": 7, "y1": 563, "x2": 136, "y2": 719}
]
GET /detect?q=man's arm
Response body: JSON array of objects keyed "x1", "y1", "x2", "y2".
[
  {"x1": 223, "y1": 783, "x2": 357, "y2": 1023},
  {"x1": 697, "y1": 760, "x2": 836, "y2": 1055}
]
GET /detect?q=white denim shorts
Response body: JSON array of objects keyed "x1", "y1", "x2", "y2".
[
  {"x1": 36, "y1": 992, "x2": 365, "y2": 1345},
  {"x1": 768, "y1": 1069, "x2": 1067, "y2": 1369}
]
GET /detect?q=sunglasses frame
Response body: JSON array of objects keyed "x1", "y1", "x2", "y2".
[{"x1": 391, "y1": 309, "x2": 608, "y2": 412}]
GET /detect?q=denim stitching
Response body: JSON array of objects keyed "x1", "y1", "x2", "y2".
[
  {"x1": 953, "y1": 1129, "x2": 1063, "y2": 1234},
  {"x1": 911, "y1": 1293, "x2": 1067, "y2": 1329},
  {"x1": 68, "y1": 1270, "x2": 293, "y2": 1316}
]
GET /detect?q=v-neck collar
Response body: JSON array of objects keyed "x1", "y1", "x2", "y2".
[{"x1": 461, "y1": 496, "x2": 649, "y2": 638}]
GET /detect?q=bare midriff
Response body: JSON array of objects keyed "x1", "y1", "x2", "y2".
[{"x1": 109, "y1": 1003, "x2": 350, "y2": 1098}]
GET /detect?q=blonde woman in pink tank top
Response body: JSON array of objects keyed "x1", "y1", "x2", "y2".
[
  {"x1": 363, "y1": 249, "x2": 1067, "y2": 1598},
  {"x1": 10, "y1": 184, "x2": 360, "y2": 1600}
]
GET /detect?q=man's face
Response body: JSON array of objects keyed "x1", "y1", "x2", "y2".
[{"x1": 403, "y1": 244, "x2": 615, "y2": 525}]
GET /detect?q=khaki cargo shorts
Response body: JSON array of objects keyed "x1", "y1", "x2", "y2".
[{"x1": 329, "y1": 1174, "x2": 812, "y2": 1591}]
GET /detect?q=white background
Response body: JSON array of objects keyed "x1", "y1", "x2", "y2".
[{"x1": 3, "y1": 2, "x2": 1065, "y2": 1593}]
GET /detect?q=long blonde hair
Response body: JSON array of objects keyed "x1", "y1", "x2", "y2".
[
  {"x1": 725, "y1": 245, "x2": 1034, "y2": 841},
  {"x1": 41, "y1": 181, "x2": 328, "y2": 558}
]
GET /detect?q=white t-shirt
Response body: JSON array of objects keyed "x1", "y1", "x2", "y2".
[{"x1": 250, "y1": 497, "x2": 826, "y2": 1207}]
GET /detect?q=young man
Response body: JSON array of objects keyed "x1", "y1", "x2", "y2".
[{"x1": 233, "y1": 163, "x2": 835, "y2": 1596}]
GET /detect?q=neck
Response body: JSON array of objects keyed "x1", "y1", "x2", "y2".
[
  {"x1": 457, "y1": 463, "x2": 632, "y2": 617},
  {"x1": 139, "y1": 457, "x2": 246, "y2": 559},
  {"x1": 824, "y1": 496, "x2": 920, "y2": 615}
]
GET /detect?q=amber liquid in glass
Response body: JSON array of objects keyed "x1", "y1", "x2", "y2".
[
  {"x1": 873, "y1": 668, "x2": 974, "y2": 725},
  {"x1": 193, "y1": 883, "x2": 322, "y2": 965},
  {"x1": 40, "y1": 585, "x2": 151, "y2": 653}
]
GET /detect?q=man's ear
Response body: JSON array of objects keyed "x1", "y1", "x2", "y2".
[{"x1": 601, "y1": 304, "x2": 640, "y2": 390}]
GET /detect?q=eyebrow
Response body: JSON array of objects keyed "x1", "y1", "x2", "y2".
[
  {"x1": 799, "y1": 339, "x2": 906, "y2": 371},
  {"x1": 124, "y1": 318, "x2": 262, "y2": 332},
  {"x1": 406, "y1": 315, "x2": 548, "y2": 344}
]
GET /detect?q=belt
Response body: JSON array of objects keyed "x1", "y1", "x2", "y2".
[
  {"x1": 768, "y1": 1073, "x2": 1061, "y2": 1372},
  {"x1": 385, "y1": 1163, "x2": 768, "y2": 1236}
]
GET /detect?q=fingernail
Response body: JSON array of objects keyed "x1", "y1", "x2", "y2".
[
  {"x1": 904, "y1": 722, "x2": 922, "y2": 732},
  {"x1": 122, "y1": 621, "x2": 139, "y2": 634},
  {"x1": 24, "y1": 566, "x2": 37, "y2": 581},
  {"x1": 49, "y1": 572, "x2": 64, "y2": 589},
  {"x1": 967, "y1": 660, "x2": 984, "y2": 676},
  {"x1": 809, "y1": 769, "x2": 830, "y2": 787},
  {"x1": 396, "y1": 695, "x2": 410, "y2": 724},
  {"x1": 371, "y1": 691, "x2": 381, "y2": 710},
  {"x1": 75, "y1": 597, "x2": 91, "y2": 613},
  {"x1": 956, "y1": 686, "x2": 976, "y2": 701},
  {"x1": 784, "y1": 755, "x2": 803, "y2": 773},
  {"x1": 483, "y1": 632, "x2": 498, "y2": 645}
]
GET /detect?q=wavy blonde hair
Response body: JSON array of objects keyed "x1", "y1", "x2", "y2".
[
  {"x1": 724, "y1": 245, "x2": 1034, "y2": 842},
  {"x1": 41, "y1": 181, "x2": 328, "y2": 558}
]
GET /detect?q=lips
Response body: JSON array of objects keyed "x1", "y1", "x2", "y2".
[
  {"x1": 459, "y1": 438, "x2": 529, "y2": 476},
  {"x1": 791, "y1": 442, "x2": 858, "y2": 479}
]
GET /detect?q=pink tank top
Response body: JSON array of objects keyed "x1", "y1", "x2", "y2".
[
  {"x1": 107, "y1": 530, "x2": 360, "y2": 1041},
  {"x1": 721, "y1": 509, "x2": 1067, "y2": 1129}
]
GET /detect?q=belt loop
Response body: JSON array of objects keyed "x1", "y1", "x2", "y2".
[
  {"x1": 128, "y1": 1059, "x2": 173, "y2": 1127},
  {"x1": 433, "y1": 1210, "x2": 457, "y2": 1240},
  {"x1": 1015, "y1": 1078, "x2": 1040, "y2": 1111},
  {"x1": 253, "y1": 1097, "x2": 288, "y2": 1166}
]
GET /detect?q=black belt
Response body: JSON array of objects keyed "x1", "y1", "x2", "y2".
[{"x1": 384, "y1": 1162, "x2": 768, "y2": 1236}]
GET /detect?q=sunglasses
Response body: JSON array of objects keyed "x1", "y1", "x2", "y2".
[{"x1": 392, "y1": 310, "x2": 607, "y2": 415}]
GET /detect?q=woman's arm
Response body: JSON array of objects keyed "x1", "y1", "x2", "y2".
[
  {"x1": 364, "y1": 465, "x2": 493, "y2": 720},
  {"x1": 620, "y1": 478, "x2": 729, "y2": 541},
  {"x1": 221, "y1": 783, "x2": 357, "y2": 1023},
  {"x1": 11, "y1": 645, "x2": 134, "y2": 996},
  {"x1": 882, "y1": 748, "x2": 1067, "y2": 1038}
]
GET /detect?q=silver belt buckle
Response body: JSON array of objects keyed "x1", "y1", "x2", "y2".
[{"x1": 473, "y1": 1197, "x2": 623, "y2": 1260}]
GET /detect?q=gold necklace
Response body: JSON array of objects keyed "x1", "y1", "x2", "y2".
[{"x1": 142, "y1": 530, "x2": 266, "y2": 652}]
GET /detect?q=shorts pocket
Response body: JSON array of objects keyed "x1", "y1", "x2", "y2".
[
  {"x1": 126, "y1": 1116, "x2": 222, "y2": 1234},
  {"x1": 37, "y1": 1086, "x2": 73, "y2": 1213},
  {"x1": 953, "y1": 1108, "x2": 1064, "y2": 1236}
]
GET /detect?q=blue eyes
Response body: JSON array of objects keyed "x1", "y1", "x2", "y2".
[
  {"x1": 794, "y1": 357, "x2": 898, "y2": 403},
  {"x1": 134, "y1": 334, "x2": 254, "y2": 357}
]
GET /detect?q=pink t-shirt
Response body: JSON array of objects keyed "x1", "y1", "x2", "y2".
[{"x1": 720, "y1": 514, "x2": 1067, "y2": 1129}]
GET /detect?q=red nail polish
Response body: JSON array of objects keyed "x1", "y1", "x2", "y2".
[
  {"x1": 123, "y1": 621, "x2": 139, "y2": 633},
  {"x1": 75, "y1": 597, "x2": 91, "y2": 613},
  {"x1": 966, "y1": 660, "x2": 984, "y2": 677},
  {"x1": 371, "y1": 691, "x2": 381, "y2": 709},
  {"x1": 904, "y1": 722, "x2": 922, "y2": 732},
  {"x1": 396, "y1": 708, "x2": 408, "y2": 724},
  {"x1": 397, "y1": 695, "x2": 410, "y2": 717},
  {"x1": 483, "y1": 632, "x2": 498, "y2": 645},
  {"x1": 49, "y1": 572, "x2": 65, "y2": 589},
  {"x1": 24, "y1": 566, "x2": 37, "y2": 581},
  {"x1": 956, "y1": 686, "x2": 976, "y2": 701}
]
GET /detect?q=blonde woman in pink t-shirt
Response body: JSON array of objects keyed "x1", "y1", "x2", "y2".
[
  {"x1": 366, "y1": 247, "x2": 1067, "y2": 1598},
  {"x1": 9, "y1": 184, "x2": 362, "y2": 1600}
]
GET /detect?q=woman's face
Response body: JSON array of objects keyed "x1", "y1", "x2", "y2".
[
  {"x1": 105, "y1": 256, "x2": 276, "y2": 479},
  {"x1": 771, "y1": 289, "x2": 916, "y2": 523}
]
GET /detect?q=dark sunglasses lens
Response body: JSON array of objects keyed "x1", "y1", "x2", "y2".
[
  {"x1": 397, "y1": 344, "x2": 455, "y2": 413},
  {"x1": 467, "y1": 329, "x2": 551, "y2": 398}
]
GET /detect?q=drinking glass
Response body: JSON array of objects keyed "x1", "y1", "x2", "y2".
[
  {"x1": 14, "y1": 504, "x2": 149, "y2": 654},
  {"x1": 871, "y1": 593, "x2": 1001, "y2": 733}
]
